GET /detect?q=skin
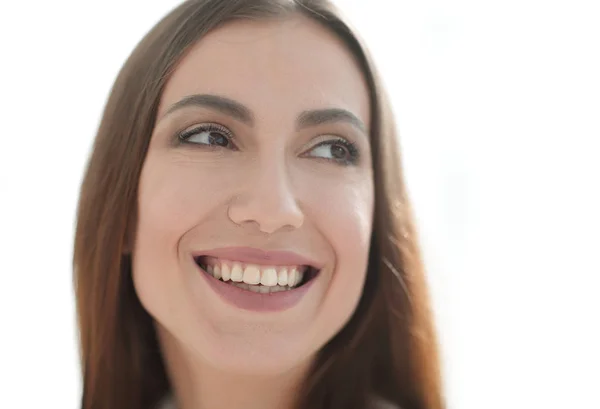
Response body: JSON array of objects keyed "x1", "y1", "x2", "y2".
[{"x1": 132, "y1": 15, "x2": 374, "y2": 409}]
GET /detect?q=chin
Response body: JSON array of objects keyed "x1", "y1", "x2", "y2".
[{"x1": 194, "y1": 328, "x2": 316, "y2": 376}]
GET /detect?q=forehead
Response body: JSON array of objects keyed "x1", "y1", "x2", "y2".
[{"x1": 157, "y1": 15, "x2": 370, "y2": 129}]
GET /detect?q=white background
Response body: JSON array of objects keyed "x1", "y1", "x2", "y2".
[{"x1": 1, "y1": 0, "x2": 599, "y2": 408}]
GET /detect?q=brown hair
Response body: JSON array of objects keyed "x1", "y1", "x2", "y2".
[{"x1": 73, "y1": 1, "x2": 444, "y2": 408}]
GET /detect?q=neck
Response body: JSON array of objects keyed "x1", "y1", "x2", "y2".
[{"x1": 157, "y1": 326, "x2": 311, "y2": 409}]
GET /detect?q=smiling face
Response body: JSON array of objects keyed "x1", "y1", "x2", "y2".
[{"x1": 132, "y1": 15, "x2": 374, "y2": 375}]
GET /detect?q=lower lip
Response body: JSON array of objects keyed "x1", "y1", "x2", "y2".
[{"x1": 195, "y1": 262, "x2": 317, "y2": 312}]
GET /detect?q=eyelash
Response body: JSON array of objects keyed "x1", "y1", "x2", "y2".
[
  {"x1": 177, "y1": 123, "x2": 360, "y2": 166},
  {"x1": 178, "y1": 123, "x2": 236, "y2": 150},
  {"x1": 307, "y1": 137, "x2": 360, "y2": 166}
]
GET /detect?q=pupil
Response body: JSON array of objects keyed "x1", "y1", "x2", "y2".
[
  {"x1": 331, "y1": 144, "x2": 347, "y2": 160},
  {"x1": 209, "y1": 132, "x2": 228, "y2": 147}
]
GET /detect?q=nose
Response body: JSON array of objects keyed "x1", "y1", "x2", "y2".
[{"x1": 227, "y1": 159, "x2": 304, "y2": 234}]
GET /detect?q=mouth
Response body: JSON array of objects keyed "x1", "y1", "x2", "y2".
[{"x1": 194, "y1": 255, "x2": 320, "y2": 294}]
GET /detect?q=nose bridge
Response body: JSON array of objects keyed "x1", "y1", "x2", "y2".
[{"x1": 228, "y1": 151, "x2": 304, "y2": 233}]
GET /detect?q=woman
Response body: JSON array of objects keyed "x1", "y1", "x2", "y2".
[{"x1": 73, "y1": 1, "x2": 444, "y2": 408}]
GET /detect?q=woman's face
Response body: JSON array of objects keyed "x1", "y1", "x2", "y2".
[{"x1": 133, "y1": 15, "x2": 373, "y2": 375}]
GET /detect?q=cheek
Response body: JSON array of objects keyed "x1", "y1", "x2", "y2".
[
  {"x1": 304, "y1": 175, "x2": 374, "y2": 333},
  {"x1": 135, "y1": 154, "x2": 239, "y2": 249},
  {"x1": 132, "y1": 156, "x2": 232, "y2": 311},
  {"x1": 306, "y1": 172, "x2": 373, "y2": 264},
  {"x1": 138, "y1": 159, "x2": 222, "y2": 232}
]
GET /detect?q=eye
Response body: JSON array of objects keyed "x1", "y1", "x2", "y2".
[
  {"x1": 304, "y1": 137, "x2": 360, "y2": 166},
  {"x1": 178, "y1": 123, "x2": 235, "y2": 149}
]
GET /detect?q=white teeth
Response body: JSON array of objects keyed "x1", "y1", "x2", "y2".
[
  {"x1": 221, "y1": 264, "x2": 231, "y2": 281},
  {"x1": 288, "y1": 267, "x2": 305, "y2": 286},
  {"x1": 202, "y1": 258, "x2": 312, "y2": 289},
  {"x1": 231, "y1": 282, "x2": 249, "y2": 291},
  {"x1": 230, "y1": 263, "x2": 243, "y2": 282},
  {"x1": 296, "y1": 269, "x2": 304, "y2": 286},
  {"x1": 226, "y1": 281, "x2": 295, "y2": 293},
  {"x1": 277, "y1": 268, "x2": 288, "y2": 286},
  {"x1": 242, "y1": 265, "x2": 261, "y2": 285},
  {"x1": 260, "y1": 267, "x2": 279, "y2": 286},
  {"x1": 288, "y1": 267, "x2": 297, "y2": 287}
]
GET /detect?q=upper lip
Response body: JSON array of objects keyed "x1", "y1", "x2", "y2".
[{"x1": 192, "y1": 247, "x2": 323, "y2": 269}]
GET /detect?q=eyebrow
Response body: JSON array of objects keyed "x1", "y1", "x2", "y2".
[
  {"x1": 162, "y1": 93, "x2": 368, "y2": 136},
  {"x1": 297, "y1": 108, "x2": 367, "y2": 134},
  {"x1": 163, "y1": 94, "x2": 254, "y2": 124}
]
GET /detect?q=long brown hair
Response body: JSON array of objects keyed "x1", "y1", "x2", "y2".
[{"x1": 73, "y1": 1, "x2": 444, "y2": 408}]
